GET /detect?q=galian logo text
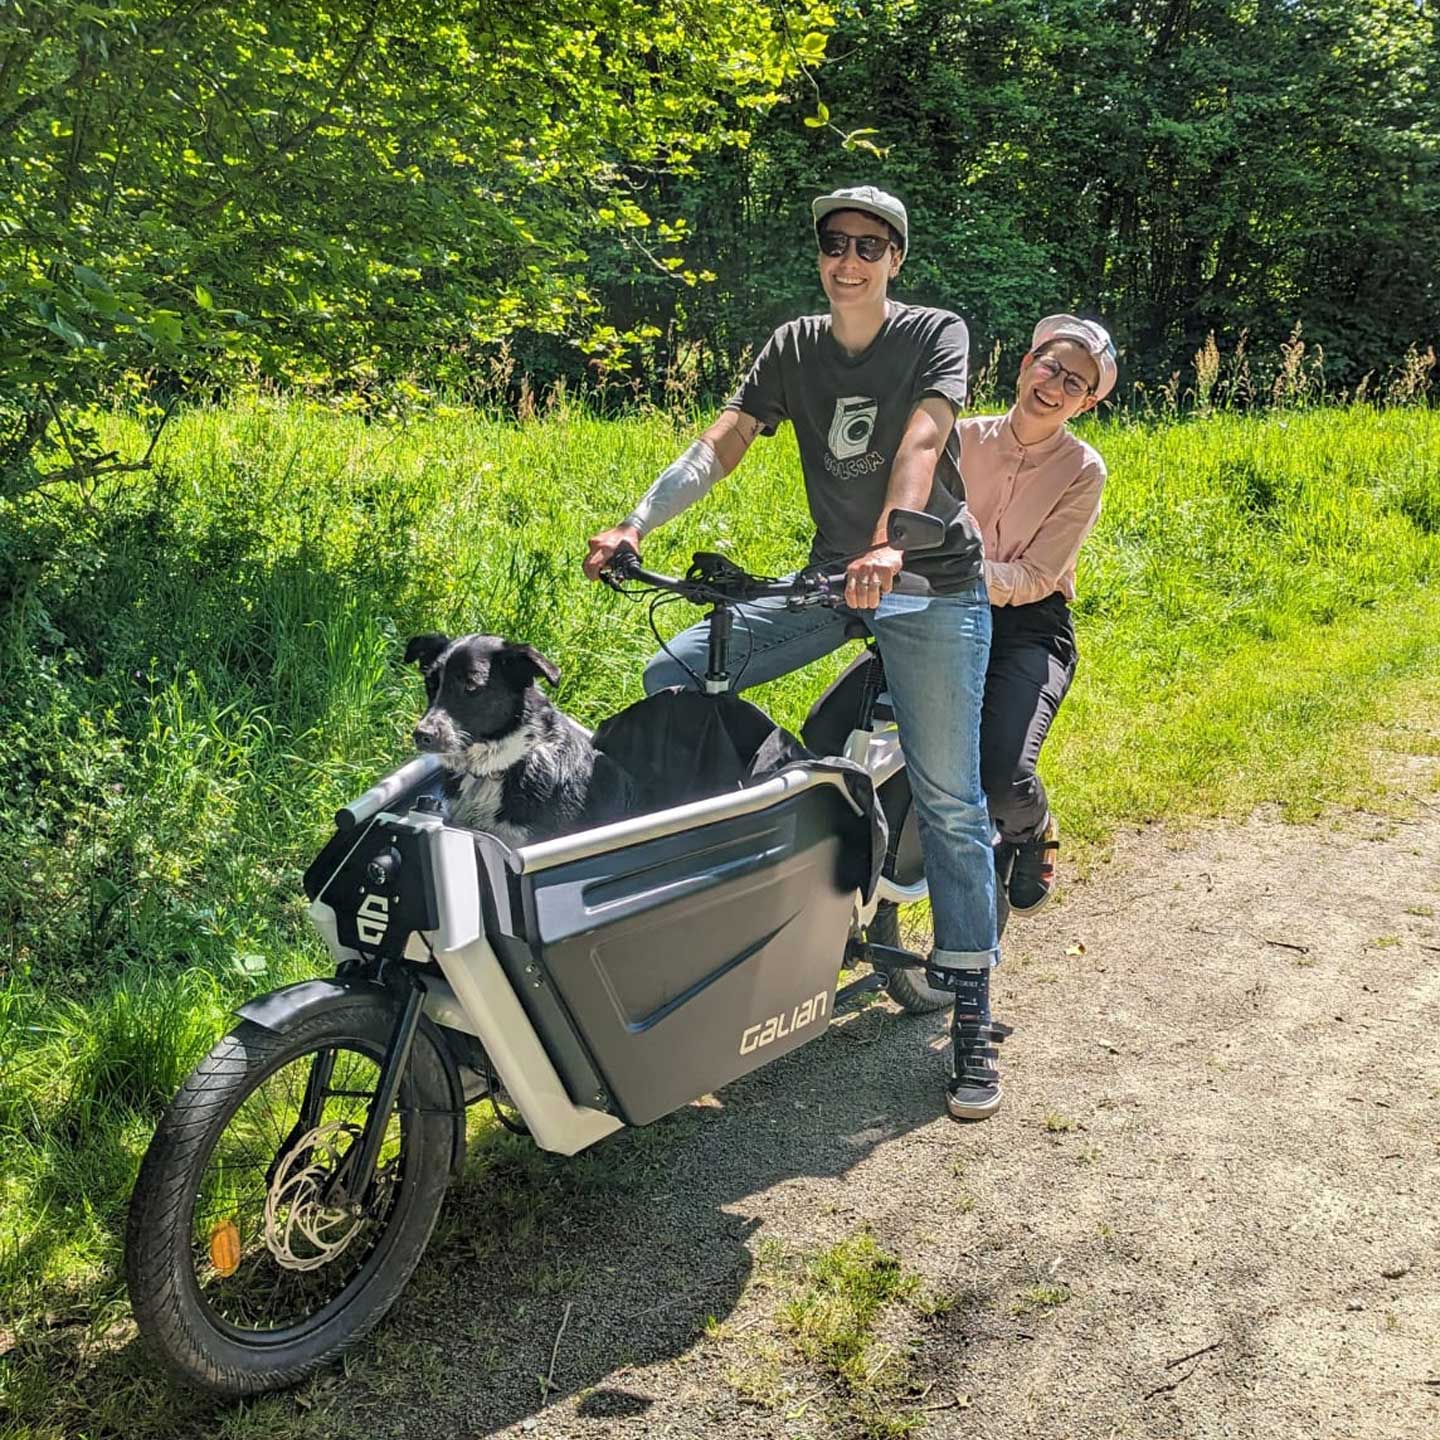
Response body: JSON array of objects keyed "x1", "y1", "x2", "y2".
[{"x1": 739, "y1": 990, "x2": 829, "y2": 1055}]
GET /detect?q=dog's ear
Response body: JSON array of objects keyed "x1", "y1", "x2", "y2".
[
  {"x1": 497, "y1": 643, "x2": 561, "y2": 688},
  {"x1": 404, "y1": 632, "x2": 449, "y2": 670}
]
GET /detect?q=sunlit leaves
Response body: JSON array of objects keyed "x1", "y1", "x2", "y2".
[{"x1": 0, "y1": 0, "x2": 836, "y2": 489}]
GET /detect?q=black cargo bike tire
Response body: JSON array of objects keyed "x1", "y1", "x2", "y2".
[
  {"x1": 865, "y1": 901, "x2": 950, "y2": 1014},
  {"x1": 125, "y1": 998, "x2": 453, "y2": 1396}
]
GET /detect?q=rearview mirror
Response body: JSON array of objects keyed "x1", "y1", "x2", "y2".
[{"x1": 885, "y1": 508, "x2": 946, "y2": 553}]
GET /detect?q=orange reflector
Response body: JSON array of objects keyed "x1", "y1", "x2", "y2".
[{"x1": 209, "y1": 1219, "x2": 241, "y2": 1277}]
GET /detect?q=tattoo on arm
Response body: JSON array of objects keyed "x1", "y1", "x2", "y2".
[{"x1": 701, "y1": 409, "x2": 762, "y2": 473}]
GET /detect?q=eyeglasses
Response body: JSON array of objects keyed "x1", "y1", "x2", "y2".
[
  {"x1": 818, "y1": 229, "x2": 894, "y2": 263},
  {"x1": 1031, "y1": 354, "x2": 1096, "y2": 398}
]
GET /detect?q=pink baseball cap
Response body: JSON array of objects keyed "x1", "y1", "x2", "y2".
[{"x1": 1031, "y1": 314, "x2": 1118, "y2": 400}]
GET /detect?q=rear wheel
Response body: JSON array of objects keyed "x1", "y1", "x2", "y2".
[
  {"x1": 867, "y1": 900, "x2": 950, "y2": 1013},
  {"x1": 125, "y1": 999, "x2": 453, "y2": 1396}
]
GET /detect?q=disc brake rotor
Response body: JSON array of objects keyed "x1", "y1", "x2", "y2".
[{"x1": 262, "y1": 1121, "x2": 389, "y2": 1272}]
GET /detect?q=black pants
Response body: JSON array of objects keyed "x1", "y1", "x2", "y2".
[{"x1": 980, "y1": 592, "x2": 1077, "y2": 844}]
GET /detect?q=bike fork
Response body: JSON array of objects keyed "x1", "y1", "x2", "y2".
[{"x1": 321, "y1": 972, "x2": 425, "y2": 1210}]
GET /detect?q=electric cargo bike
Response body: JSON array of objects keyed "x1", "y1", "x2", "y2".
[{"x1": 125, "y1": 510, "x2": 1000, "y2": 1396}]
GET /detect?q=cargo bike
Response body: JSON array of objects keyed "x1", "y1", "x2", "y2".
[{"x1": 125, "y1": 510, "x2": 999, "y2": 1395}]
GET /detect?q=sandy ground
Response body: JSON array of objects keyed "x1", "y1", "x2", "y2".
[
  {"x1": 137, "y1": 766, "x2": 1440, "y2": 1440},
  {"x1": 261, "y1": 775, "x2": 1440, "y2": 1440}
]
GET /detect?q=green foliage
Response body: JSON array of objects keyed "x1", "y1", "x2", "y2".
[
  {"x1": 1, "y1": 400, "x2": 1439, "y2": 1432},
  {"x1": 7, "y1": 0, "x2": 1434, "y2": 450},
  {"x1": 2, "y1": 399, "x2": 1437, "y2": 996},
  {"x1": 0, "y1": 0, "x2": 834, "y2": 489},
  {"x1": 610, "y1": 0, "x2": 1440, "y2": 395},
  {"x1": 775, "y1": 1231, "x2": 927, "y2": 1436},
  {"x1": 781, "y1": 1232, "x2": 918, "y2": 1382}
]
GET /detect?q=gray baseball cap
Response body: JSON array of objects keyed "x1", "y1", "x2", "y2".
[{"x1": 812, "y1": 186, "x2": 908, "y2": 252}]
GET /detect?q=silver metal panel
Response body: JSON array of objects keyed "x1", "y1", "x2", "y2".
[
  {"x1": 859, "y1": 729, "x2": 906, "y2": 786},
  {"x1": 308, "y1": 898, "x2": 360, "y2": 965},
  {"x1": 432, "y1": 936, "x2": 623, "y2": 1155},
  {"x1": 417, "y1": 974, "x2": 472, "y2": 1033},
  {"x1": 515, "y1": 768, "x2": 862, "y2": 874}
]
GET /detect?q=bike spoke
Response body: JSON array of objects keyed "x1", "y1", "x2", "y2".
[{"x1": 190, "y1": 1040, "x2": 406, "y2": 1335}]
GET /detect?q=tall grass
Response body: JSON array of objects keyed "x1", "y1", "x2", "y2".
[{"x1": 1, "y1": 397, "x2": 1438, "y2": 1432}]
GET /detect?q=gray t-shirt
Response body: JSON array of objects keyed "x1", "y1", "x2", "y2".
[{"x1": 726, "y1": 303, "x2": 984, "y2": 592}]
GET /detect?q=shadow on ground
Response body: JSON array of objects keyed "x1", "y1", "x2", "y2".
[
  {"x1": 3, "y1": 1000, "x2": 950, "y2": 1440},
  {"x1": 321, "y1": 1000, "x2": 948, "y2": 1438}
]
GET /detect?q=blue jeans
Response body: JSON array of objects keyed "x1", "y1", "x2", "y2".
[{"x1": 643, "y1": 581, "x2": 999, "y2": 968}]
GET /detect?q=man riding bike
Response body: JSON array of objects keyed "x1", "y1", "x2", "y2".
[{"x1": 585, "y1": 186, "x2": 1009, "y2": 1120}]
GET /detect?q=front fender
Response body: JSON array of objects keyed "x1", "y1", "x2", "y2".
[
  {"x1": 235, "y1": 975, "x2": 468, "y2": 1178},
  {"x1": 235, "y1": 976, "x2": 389, "y2": 1033}
]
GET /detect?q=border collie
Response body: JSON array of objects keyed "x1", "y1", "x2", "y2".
[{"x1": 404, "y1": 632, "x2": 637, "y2": 847}]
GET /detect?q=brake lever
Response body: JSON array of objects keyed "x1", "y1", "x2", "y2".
[
  {"x1": 599, "y1": 542, "x2": 641, "y2": 591},
  {"x1": 785, "y1": 568, "x2": 845, "y2": 609}
]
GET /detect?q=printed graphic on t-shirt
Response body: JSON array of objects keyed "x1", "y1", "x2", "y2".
[{"x1": 825, "y1": 395, "x2": 884, "y2": 478}]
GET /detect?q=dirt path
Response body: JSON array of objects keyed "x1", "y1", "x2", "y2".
[{"x1": 295, "y1": 781, "x2": 1440, "y2": 1440}]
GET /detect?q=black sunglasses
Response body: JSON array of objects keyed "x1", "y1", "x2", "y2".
[{"x1": 818, "y1": 229, "x2": 894, "y2": 263}]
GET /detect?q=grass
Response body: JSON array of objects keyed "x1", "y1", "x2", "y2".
[
  {"x1": 1010, "y1": 1282, "x2": 1072, "y2": 1314},
  {"x1": 780, "y1": 1232, "x2": 919, "y2": 1381},
  {"x1": 720, "y1": 1231, "x2": 930, "y2": 1437},
  {"x1": 1, "y1": 395, "x2": 1438, "y2": 1434}
]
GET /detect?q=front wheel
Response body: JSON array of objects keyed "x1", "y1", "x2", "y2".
[{"x1": 125, "y1": 998, "x2": 453, "y2": 1396}]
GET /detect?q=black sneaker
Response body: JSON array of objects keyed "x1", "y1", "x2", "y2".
[
  {"x1": 946, "y1": 1010, "x2": 1012, "y2": 1121},
  {"x1": 1008, "y1": 814, "x2": 1060, "y2": 915},
  {"x1": 993, "y1": 837, "x2": 1016, "y2": 886}
]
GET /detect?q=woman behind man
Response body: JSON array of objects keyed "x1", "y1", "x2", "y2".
[{"x1": 962, "y1": 315, "x2": 1117, "y2": 915}]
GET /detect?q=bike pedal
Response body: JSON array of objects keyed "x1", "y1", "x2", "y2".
[{"x1": 855, "y1": 941, "x2": 927, "y2": 971}]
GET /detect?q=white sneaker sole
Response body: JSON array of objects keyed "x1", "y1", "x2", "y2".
[{"x1": 946, "y1": 1084, "x2": 1003, "y2": 1121}]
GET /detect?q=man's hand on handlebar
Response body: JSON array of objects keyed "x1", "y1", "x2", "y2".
[
  {"x1": 584, "y1": 523, "x2": 642, "y2": 582},
  {"x1": 845, "y1": 544, "x2": 905, "y2": 610}
]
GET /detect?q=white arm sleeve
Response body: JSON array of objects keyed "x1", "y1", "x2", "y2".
[{"x1": 621, "y1": 439, "x2": 724, "y2": 538}]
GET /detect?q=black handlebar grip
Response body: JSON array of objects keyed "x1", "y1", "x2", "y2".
[
  {"x1": 600, "y1": 541, "x2": 642, "y2": 588},
  {"x1": 819, "y1": 570, "x2": 932, "y2": 599}
]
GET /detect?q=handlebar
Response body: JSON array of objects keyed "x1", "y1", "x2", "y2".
[
  {"x1": 336, "y1": 753, "x2": 444, "y2": 831},
  {"x1": 600, "y1": 544, "x2": 931, "y2": 607}
]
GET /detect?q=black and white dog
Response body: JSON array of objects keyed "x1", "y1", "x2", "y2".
[{"x1": 404, "y1": 632, "x2": 638, "y2": 847}]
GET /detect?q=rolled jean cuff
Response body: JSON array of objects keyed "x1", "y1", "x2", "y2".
[{"x1": 929, "y1": 946, "x2": 1001, "y2": 971}]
